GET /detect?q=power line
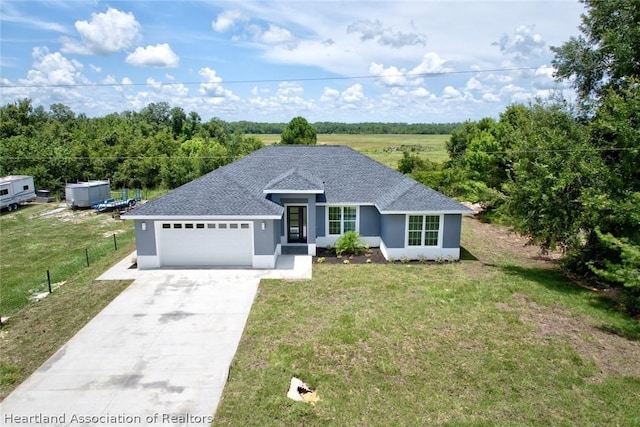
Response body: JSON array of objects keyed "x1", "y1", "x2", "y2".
[{"x1": 0, "y1": 67, "x2": 541, "y2": 89}]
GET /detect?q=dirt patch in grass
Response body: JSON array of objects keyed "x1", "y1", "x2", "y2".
[
  {"x1": 499, "y1": 293, "x2": 640, "y2": 382},
  {"x1": 463, "y1": 217, "x2": 563, "y2": 267}
]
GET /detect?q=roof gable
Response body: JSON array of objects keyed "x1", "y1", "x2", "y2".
[{"x1": 263, "y1": 168, "x2": 324, "y2": 194}]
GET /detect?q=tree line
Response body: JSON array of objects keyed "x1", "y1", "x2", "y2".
[
  {"x1": 399, "y1": 0, "x2": 639, "y2": 314},
  {"x1": 229, "y1": 120, "x2": 459, "y2": 135},
  {"x1": 0, "y1": 101, "x2": 264, "y2": 194}
]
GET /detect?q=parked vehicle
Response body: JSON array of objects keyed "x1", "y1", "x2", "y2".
[
  {"x1": 65, "y1": 180, "x2": 111, "y2": 208},
  {"x1": 0, "y1": 175, "x2": 36, "y2": 211}
]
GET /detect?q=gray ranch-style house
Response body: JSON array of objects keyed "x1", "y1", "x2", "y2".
[{"x1": 124, "y1": 145, "x2": 472, "y2": 269}]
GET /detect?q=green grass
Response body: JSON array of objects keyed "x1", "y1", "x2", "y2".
[
  {"x1": 0, "y1": 241, "x2": 133, "y2": 400},
  {"x1": 214, "y1": 218, "x2": 640, "y2": 426},
  {"x1": 253, "y1": 134, "x2": 449, "y2": 168},
  {"x1": 0, "y1": 203, "x2": 134, "y2": 316}
]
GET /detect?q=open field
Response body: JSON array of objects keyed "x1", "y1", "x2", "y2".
[
  {"x1": 0, "y1": 203, "x2": 135, "y2": 316},
  {"x1": 253, "y1": 134, "x2": 450, "y2": 167},
  {"x1": 214, "y1": 217, "x2": 640, "y2": 426}
]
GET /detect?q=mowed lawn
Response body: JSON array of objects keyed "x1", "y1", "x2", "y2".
[
  {"x1": 214, "y1": 218, "x2": 640, "y2": 426},
  {"x1": 254, "y1": 134, "x2": 449, "y2": 167},
  {"x1": 0, "y1": 203, "x2": 135, "y2": 316}
]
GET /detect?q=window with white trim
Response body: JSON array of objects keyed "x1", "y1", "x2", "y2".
[
  {"x1": 328, "y1": 206, "x2": 357, "y2": 235},
  {"x1": 408, "y1": 215, "x2": 440, "y2": 246}
]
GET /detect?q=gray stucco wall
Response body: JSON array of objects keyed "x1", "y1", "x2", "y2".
[
  {"x1": 360, "y1": 206, "x2": 381, "y2": 237},
  {"x1": 316, "y1": 205, "x2": 325, "y2": 237},
  {"x1": 134, "y1": 219, "x2": 157, "y2": 256},
  {"x1": 253, "y1": 219, "x2": 278, "y2": 255},
  {"x1": 442, "y1": 214, "x2": 462, "y2": 249},
  {"x1": 381, "y1": 214, "x2": 405, "y2": 248}
]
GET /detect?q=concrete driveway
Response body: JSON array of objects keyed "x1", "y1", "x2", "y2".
[{"x1": 0, "y1": 254, "x2": 311, "y2": 426}]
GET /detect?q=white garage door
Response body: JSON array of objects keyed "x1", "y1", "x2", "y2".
[{"x1": 158, "y1": 221, "x2": 253, "y2": 267}]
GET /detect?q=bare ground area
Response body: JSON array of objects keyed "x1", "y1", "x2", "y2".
[
  {"x1": 499, "y1": 294, "x2": 640, "y2": 382},
  {"x1": 462, "y1": 217, "x2": 640, "y2": 381}
]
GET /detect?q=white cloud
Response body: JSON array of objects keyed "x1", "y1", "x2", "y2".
[
  {"x1": 411, "y1": 87, "x2": 435, "y2": 99},
  {"x1": 369, "y1": 62, "x2": 415, "y2": 87},
  {"x1": 20, "y1": 47, "x2": 88, "y2": 87},
  {"x1": 61, "y1": 8, "x2": 141, "y2": 55},
  {"x1": 442, "y1": 86, "x2": 462, "y2": 100},
  {"x1": 146, "y1": 77, "x2": 189, "y2": 97},
  {"x1": 342, "y1": 84, "x2": 365, "y2": 103},
  {"x1": 411, "y1": 52, "x2": 452, "y2": 74},
  {"x1": 465, "y1": 77, "x2": 483, "y2": 92},
  {"x1": 248, "y1": 81, "x2": 316, "y2": 118},
  {"x1": 90, "y1": 64, "x2": 101, "y2": 73},
  {"x1": 320, "y1": 87, "x2": 340, "y2": 102},
  {"x1": 212, "y1": 9, "x2": 246, "y2": 32},
  {"x1": 126, "y1": 44, "x2": 179, "y2": 68},
  {"x1": 260, "y1": 24, "x2": 297, "y2": 48},
  {"x1": 482, "y1": 93, "x2": 501, "y2": 103},
  {"x1": 532, "y1": 65, "x2": 558, "y2": 89},
  {"x1": 347, "y1": 19, "x2": 426, "y2": 48},
  {"x1": 493, "y1": 24, "x2": 546, "y2": 62},
  {"x1": 370, "y1": 52, "x2": 452, "y2": 88},
  {"x1": 1, "y1": 2, "x2": 69, "y2": 33},
  {"x1": 102, "y1": 75, "x2": 116, "y2": 85},
  {"x1": 198, "y1": 67, "x2": 237, "y2": 101}
]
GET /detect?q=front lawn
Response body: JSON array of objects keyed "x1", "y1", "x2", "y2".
[{"x1": 214, "y1": 218, "x2": 640, "y2": 426}]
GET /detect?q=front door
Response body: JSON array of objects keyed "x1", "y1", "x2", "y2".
[{"x1": 287, "y1": 206, "x2": 307, "y2": 243}]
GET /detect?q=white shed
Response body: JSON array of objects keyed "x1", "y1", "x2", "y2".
[{"x1": 65, "y1": 180, "x2": 111, "y2": 208}]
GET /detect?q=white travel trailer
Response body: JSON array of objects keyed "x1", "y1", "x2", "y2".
[{"x1": 0, "y1": 175, "x2": 36, "y2": 211}]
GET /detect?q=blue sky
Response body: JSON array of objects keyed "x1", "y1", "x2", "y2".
[{"x1": 1, "y1": 1, "x2": 585, "y2": 123}]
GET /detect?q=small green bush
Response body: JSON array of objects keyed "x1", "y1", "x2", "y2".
[
  {"x1": 335, "y1": 231, "x2": 365, "y2": 256},
  {"x1": 316, "y1": 257, "x2": 326, "y2": 264}
]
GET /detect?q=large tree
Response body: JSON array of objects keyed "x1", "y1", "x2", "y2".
[
  {"x1": 280, "y1": 116, "x2": 317, "y2": 145},
  {"x1": 551, "y1": 0, "x2": 640, "y2": 106}
]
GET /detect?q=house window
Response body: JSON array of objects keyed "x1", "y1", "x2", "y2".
[
  {"x1": 196, "y1": 224, "x2": 205, "y2": 229},
  {"x1": 185, "y1": 223, "x2": 194, "y2": 229},
  {"x1": 23, "y1": 185, "x2": 29, "y2": 190},
  {"x1": 407, "y1": 215, "x2": 440, "y2": 246},
  {"x1": 0, "y1": 189, "x2": 8, "y2": 196},
  {"x1": 328, "y1": 206, "x2": 357, "y2": 235},
  {"x1": 162, "y1": 223, "x2": 171, "y2": 229}
]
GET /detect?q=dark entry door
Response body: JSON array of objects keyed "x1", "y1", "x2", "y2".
[{"x1": 287, "y1": 206, "x2": 307, "y2": 243}]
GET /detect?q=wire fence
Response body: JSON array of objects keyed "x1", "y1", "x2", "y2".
[{"x1": 0, "y1": 232, "x2": 133, "y2": 327}]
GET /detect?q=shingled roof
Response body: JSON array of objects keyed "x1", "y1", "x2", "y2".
[{"x1": 125, "y1": 145, "x2": 471, "y2": 218}]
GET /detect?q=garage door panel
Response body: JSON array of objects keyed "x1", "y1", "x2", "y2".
[{"x1": 158, "y1": 222, "x2": 253, "y2": 267}]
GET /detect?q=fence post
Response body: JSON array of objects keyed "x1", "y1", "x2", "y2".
[
  {"x1": 85, "y1": 248, "x2": 90, "y2": 267},
  {"x1": 113, "y1": 234, "x2": 118, "y2": 251},
  {"x1": 47, "y1": 270, "x2": 52, "y2": 293}
]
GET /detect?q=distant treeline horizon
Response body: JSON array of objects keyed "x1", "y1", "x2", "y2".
[{"x1": 229, "y1": 121, "x2": 461, "y2": 135}]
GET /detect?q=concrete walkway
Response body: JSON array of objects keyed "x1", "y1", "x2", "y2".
[{"x1": 0, "y1": 253, "x2": 311, "y2": 427}]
